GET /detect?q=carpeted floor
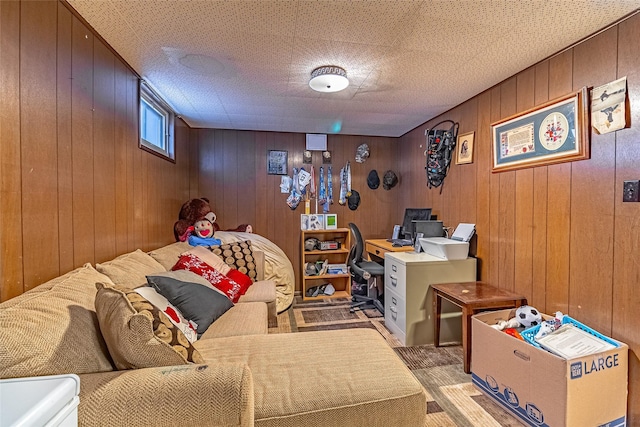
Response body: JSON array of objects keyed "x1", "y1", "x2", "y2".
[{"x1": 269, "y1": 297, "x2": 525, "y2": 427}]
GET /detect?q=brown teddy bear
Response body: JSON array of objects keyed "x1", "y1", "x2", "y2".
[{"x1": 173, "y1": 198, "x2": 252, "y2": 241}]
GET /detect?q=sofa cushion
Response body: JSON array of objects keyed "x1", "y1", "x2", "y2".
[
  {"x1": 237, "y1": 280, "x2": 277, "y2": 326},
  {"x1": 95, "y1": 283, "x2": 204, "y2": 369},
  {"x1": 198, "y1": 302, "x2": 268, "y2": 340},
  {"x1": 96, "y1": 249, "x2": 166, "y2": 289},
  {"x1": 172, "y1": 254, "x2": 250, "y2": 303},
  {"x1": 194, "y1": 329, "x2": 426, "y2": 427},
  {"x1": 210, "y1": 240, "x2": 258, "y2": 281},
  {"x1": 147, "y1": 274, "x2": 234, "y2": 336},
  {"x1": 147, "y1": 241, "x2": 192, "y2": 270},
  {"x1": 0, "y1": 264, "x2": 116, "y2": 378}
]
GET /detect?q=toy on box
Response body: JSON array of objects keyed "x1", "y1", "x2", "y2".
[{"x1": 491, "y1": 305, "x2": 542, "y2": 332}]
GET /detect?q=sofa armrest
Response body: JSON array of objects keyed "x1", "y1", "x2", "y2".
[{"x1": 78, "y1": 363, "x2": 254, "y2": 427}]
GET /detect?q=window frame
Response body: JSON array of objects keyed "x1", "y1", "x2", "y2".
[{"x1": 139, "y1": 80, "x2": 175, "y2": 162}]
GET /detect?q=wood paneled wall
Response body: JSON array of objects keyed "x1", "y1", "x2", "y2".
[
  {"x1": 190, "y1": 128, "x2": 402, "y2": 293},
  {"x1": 398, "y1": 14, "x2": 640, "y2": 421},
  {"x1": 0, "y1": 1, "x2": 192, "y2": 301}
]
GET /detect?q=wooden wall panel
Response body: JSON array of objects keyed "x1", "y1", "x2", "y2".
[
  {"x1": 545, "y1": 50, "x2": 573, "y2": 314},
  {"x1": 71, "y1": 14, "x2": 95, "y2": 267},
  {"x1": 570, "y1": 27, "x2": 618, "y2": 333},
  {"x1": 513, "y1": 68, "x2": 535, "y2": 300},
  {"x1": 0, "y1": 1, "x2": 192, "y2": 300},
  {"x1": 57, "y1": 2, "x2": 74, "y2": 274},
  {"x1": 488, "y1": 86, "x2": 502, "y2": 288},
  {"x1": 475, "y1": 91, "x2": 492, "y2": 281},
  {"x1": 93, "y1": 40, "x2": 117, "y2": 264},
  {"x1": 21, "y1": 1, "x2": 60, "y2": 290},
  {"x1": 498, "y1": 78, "x2": 517, "y2": 292},
  {"x1": 114, "y1": 60, "x2": 129, "y2": 255},
  {"x1": 614, "y1": 13, "x2": 640, "y2": 422},
  {"x1": 0, "y1": 0, "x2": 23, "y2": 301},
  {"x1": 531, "y1": 60, "x2": 549, "y2": 310}
]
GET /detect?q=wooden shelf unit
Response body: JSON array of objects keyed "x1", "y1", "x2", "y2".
[{"x1": 301, "y1": 228, "x2": 351, "y2": 301}]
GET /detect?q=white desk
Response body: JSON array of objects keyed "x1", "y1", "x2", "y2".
[{"x1": 384, "y1": 251, "x2": 477, "y2": 346}]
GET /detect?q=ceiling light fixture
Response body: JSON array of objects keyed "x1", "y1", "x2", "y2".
[{"x1": 309, "y1": 66, "x2": 349, "y2": 93}]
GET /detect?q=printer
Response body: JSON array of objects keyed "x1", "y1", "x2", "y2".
[{"x1": 419, "y1": 223, "x2": 475, "y2": 260}]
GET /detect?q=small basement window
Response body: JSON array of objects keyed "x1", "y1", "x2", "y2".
[{"x1": 139, "y1": 81, "x2": 175, "y2": 161}]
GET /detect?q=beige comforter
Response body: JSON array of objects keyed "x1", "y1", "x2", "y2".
[{"x1": 215, "y1": 232, "x2": 294, "y2": 312}]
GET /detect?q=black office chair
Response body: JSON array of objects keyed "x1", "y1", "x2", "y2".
[{"x1": 347, "y1": 223, "x2": 385, "y2": 315}]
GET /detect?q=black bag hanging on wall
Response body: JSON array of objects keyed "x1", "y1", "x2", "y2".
[{"x1": 425, "y1": 120, "x2": 459, "y2": 191}]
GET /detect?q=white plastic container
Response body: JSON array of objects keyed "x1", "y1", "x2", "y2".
[
  {"x1": 419, "y1": 237, "x2": 469, "y2": 260},
  {"x1": 0, "y1": 374, "x2": 80, "y2": 427}
]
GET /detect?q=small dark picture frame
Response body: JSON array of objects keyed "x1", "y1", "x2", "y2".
[
  {"x1": 303, "y1": 150, "x2": 313, "y2": 164},
  {"x1": 322, "y1": 150, "x2": 332, "y2": 164},
  {"x1": 267, "y1": 150, "x2": 288, "y2": 175}
]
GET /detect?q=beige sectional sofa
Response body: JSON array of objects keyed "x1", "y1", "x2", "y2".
[{"x1": 0, "y1": 242, "x2": 427, "y2": 426}]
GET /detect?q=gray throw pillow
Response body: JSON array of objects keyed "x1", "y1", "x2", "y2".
[{"x1": 147, "y1": 275, "x2": 234, "y2": 336}]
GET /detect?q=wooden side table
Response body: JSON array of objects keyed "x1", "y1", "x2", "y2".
[{"x1": 431, "y1": 281, "x2": 527, "y2": 374}]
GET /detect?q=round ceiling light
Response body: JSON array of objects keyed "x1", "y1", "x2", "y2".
[{"x1": 309, "y1": 66, "x2": 349, "y2": 93}]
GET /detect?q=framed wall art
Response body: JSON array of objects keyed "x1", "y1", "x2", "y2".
[
  {"x1": 491, "y1": 87, "x2": 590, "y2": 173},
  {"x1": 267, "y1": 150, "x2": 288, "y2": 175},
  {"x1": 303, "y1": 150, "x2": 313, "y2": 164},
  {"x1": 456, "y1": 131, "x2": 475, "y2": 165}
]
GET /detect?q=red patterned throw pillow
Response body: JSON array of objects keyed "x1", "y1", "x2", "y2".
[
  {"x1": 226, "y1": 268, "x2": 253, "y2": 290},
  {"x1": 172, "y1": 254, "x2": 249, "y2": 303}
]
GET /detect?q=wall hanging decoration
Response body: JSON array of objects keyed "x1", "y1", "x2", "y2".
[
  {"x1": 491, "y1": 87, "x2": 590, "y2": 173},
  {"x1": 456, "y1": 132, "x2": 475, "y2": 165},
  {"x1": 322, "y1": 151, "x2": 332, "y2": 164},
  {"x1": 303, "y1": 150, "x2": 313, "y2": 164},
  {"x1": 267, "y1": 150, "x2": 288, "y2": 175},
  {"x1": 591, "y1": 76, "x2": 627, "y2": 134},
  {"x1": 425, "y1": 120, "x2": 459, "y2": 190}
]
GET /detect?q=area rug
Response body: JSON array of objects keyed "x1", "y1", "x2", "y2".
[{"x1": 269, "y1": 297, "x2": 524, "y2": 427}]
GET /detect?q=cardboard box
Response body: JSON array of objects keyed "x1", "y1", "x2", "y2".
[{"x1": 471, "y1": 309, "x2": 628, "y2": 427}]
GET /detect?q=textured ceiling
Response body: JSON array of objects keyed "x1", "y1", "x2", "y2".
[{"x1": 66, "y1": 0, "x2": 639, "y2": 137}]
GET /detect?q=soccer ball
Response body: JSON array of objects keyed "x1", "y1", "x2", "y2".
[{"x1": 516, "y1": 305, "x2": 542, "y2": 328}]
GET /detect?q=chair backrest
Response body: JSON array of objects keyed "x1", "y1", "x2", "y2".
[{"x1": 348, "y1": 223, "x2": 365, "y2": 263}]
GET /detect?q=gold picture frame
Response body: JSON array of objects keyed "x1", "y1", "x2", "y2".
[
  {"x1": 491, "y1": 87, "x2": 590, "y2": 173},
  {"x1": 456, "y1": 131, "x2": 475, "y2": 165}
]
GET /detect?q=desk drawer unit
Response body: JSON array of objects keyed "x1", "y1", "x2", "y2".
[
  {"x1": 385, "y1": 287, "x2": 407, "y2": 342},
  {"x1": 384, "y1": 252, "x2": 477, "y2": 346},
  {"x1": 385, "y1": 260, "x2": 407, "y2": 296}
]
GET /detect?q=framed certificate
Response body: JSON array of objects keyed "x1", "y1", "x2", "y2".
[{"x1": 491, "y1": 87, "x2": 590, "y2": 172}]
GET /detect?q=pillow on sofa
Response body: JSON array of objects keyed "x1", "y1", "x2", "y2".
[
  {"x1": 183, "y1": 246, "x2": 253, "y2": 290},
  {"x1": 94, "y1": 282, "x2": 204, "y2": 370},
  {"x1": 134, "y1": 286, "x2": 198, "y2": 343},
  {"x1": 146, "y1": 270, "x2": 217, "y2": 291},
  {"x1": 210, "y1": 240, "x2": 257, "y2": 281},
  {"x1": 147, "y1": 275, "x2": 234, "y2": 336},
  {"x1": 171, "y1": 254, "x2": 250, "y2": 303},
  {"x1": 148, "y1": 241, "x2": 192, "y2": 270},
  {"x1": 182, "y1": 245, "x2": 231, "y2": 275},
  {"x1": 96, "y1": 249, "x2": 166, "y2": 288},
  {"x1": 0, "y1": 263, "x2": 116, "y2": 379}
]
